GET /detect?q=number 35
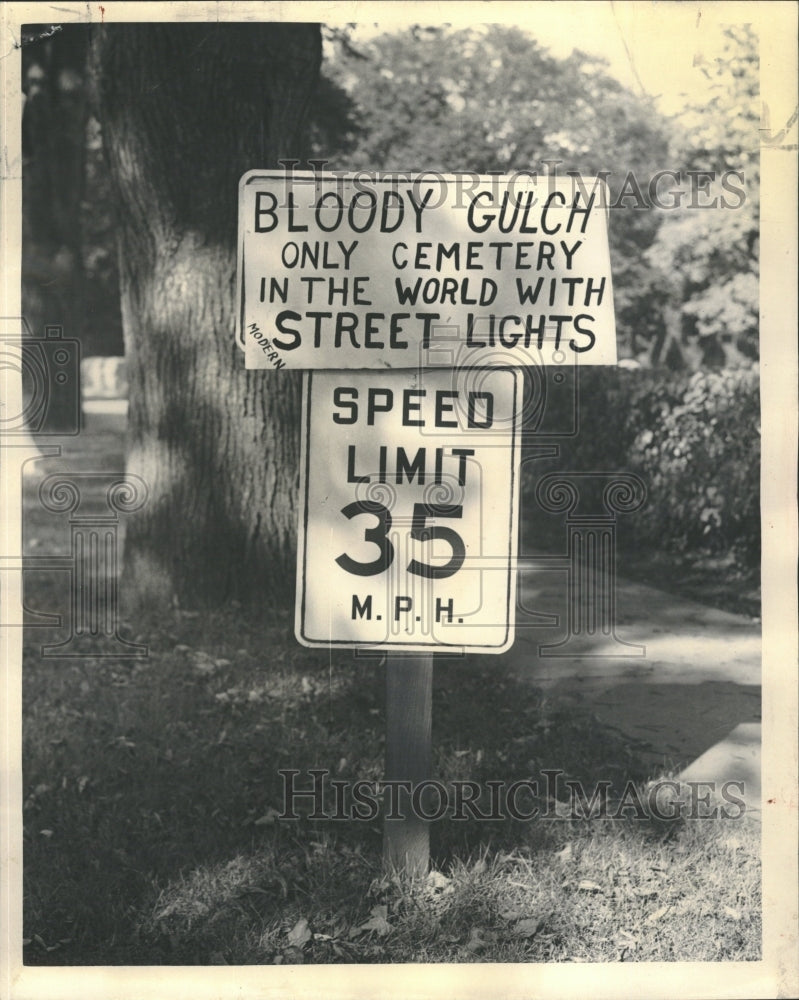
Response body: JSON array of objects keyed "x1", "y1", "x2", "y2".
[{"x1": 335, "y1": 501, "x2": 465, "y2": 579}]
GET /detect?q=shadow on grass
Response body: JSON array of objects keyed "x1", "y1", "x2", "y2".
[{"x1": 22, "y1": 603, "x2": 760, "y2": 965}]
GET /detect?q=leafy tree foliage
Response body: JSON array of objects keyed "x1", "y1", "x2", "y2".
[
  {"x1": 644, "y1": 25, "x2": 759, "y2": 367},
  {"x1": 311, "y1": 25, "x2": 671, "y2": 361},
  {"x1": 311, "y1": 23, "x2": 759, "y2": 369}
]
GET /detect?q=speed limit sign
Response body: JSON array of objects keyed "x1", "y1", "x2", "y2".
[{"x1": 295, "y1": 368, "x2": 522, "y2": 653}]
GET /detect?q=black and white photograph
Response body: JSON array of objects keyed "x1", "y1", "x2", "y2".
[{"x1": 1, "y1": 2, "x2": 796, "y2": 998}]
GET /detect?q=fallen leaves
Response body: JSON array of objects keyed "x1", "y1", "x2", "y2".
[
  {"x1": 514, "y1": 916, "x2": 544, "y2": 939},
  {"x1": 253, "y1": 808, "x2": 279, "y2": 826},
  {"x1": 464, "y1": 927, "x2": 495, "y2": 953},
  {"x1": 350, "y1": 905, "x2": 392, "y2": 938},
  {"x1": 282, "y1": 903, "x2": 398, "y2": 963},
  {"x1": 423, "y1": 869, "x2": 454, "y2": 906},
  {"x1": 287, "y1": 917, "x2": 311, "y2": 948}
]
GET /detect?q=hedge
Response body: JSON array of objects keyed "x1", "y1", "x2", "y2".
[{"x1": 521, "y1": 366, "x2": 760, "y2": 570}]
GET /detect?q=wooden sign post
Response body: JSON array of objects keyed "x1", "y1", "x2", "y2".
[
  {"x1": 236, "y1": 169, "x2": 616, "y2": 876},
  {"x1": 384, "y1": 653, "x2": 433, "y2": 875}
]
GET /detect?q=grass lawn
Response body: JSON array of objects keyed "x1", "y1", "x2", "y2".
[
  {"x1": 22, "y1": 608, "x2": 761, "y2": 965},
  {"x1": 20, "y1": 428, "x2": 761, "y2": 965}
]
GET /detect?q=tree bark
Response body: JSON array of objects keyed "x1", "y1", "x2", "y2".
[{"x1": 92, "y1": 23, "x2": 321, "y2": 609}]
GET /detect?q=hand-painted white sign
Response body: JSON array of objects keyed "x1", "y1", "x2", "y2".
[
  {"x1": 237, "y1": 171, "x2": 616, "y2": 369},
  {"x1": 296, "y1": 368, "x2": 522, "y2": 652}
]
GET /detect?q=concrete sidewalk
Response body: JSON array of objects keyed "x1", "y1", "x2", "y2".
[{"x1": 505, "y1": 563, "x2": 761, "y2": 811}]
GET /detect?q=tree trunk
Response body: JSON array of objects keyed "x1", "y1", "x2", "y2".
[
  {"x1": 92, "y1": 23, "x2": 321, "y2": 610},
  {"x1": 649, "y1": 272, "x2": 688, "y2": 370}
]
